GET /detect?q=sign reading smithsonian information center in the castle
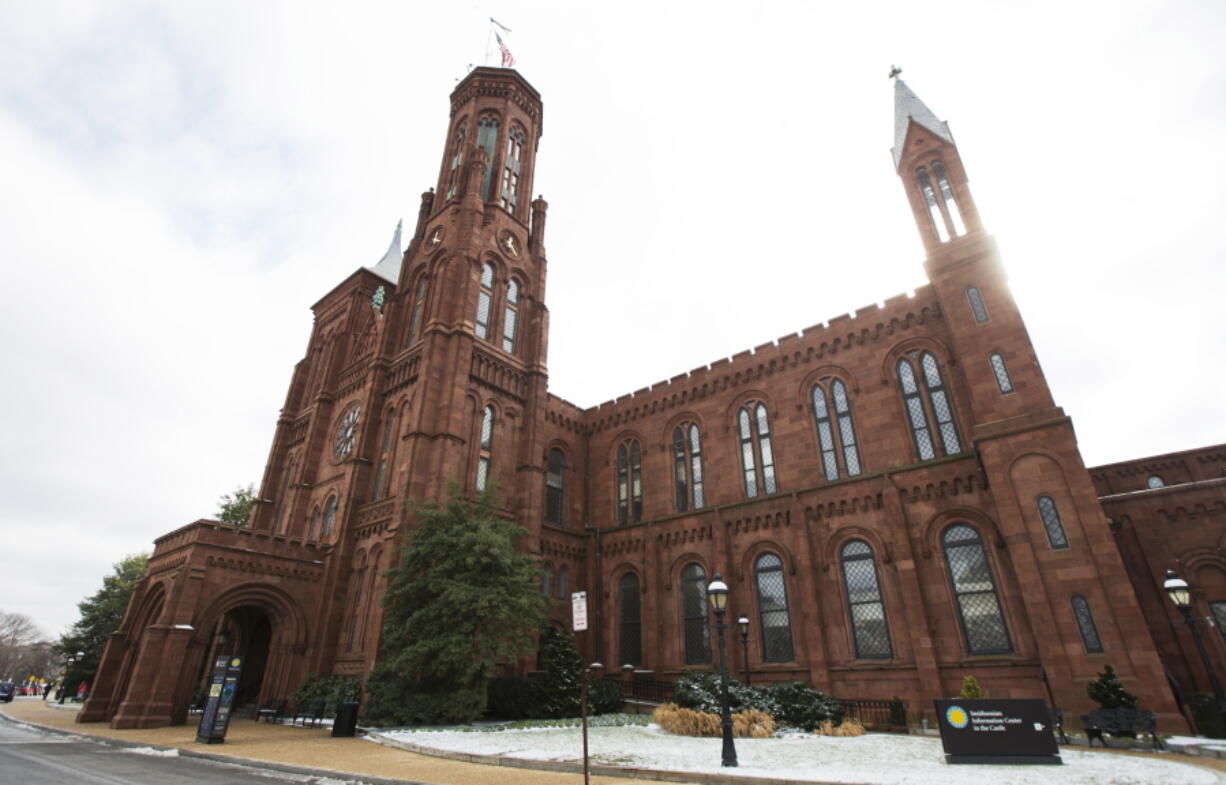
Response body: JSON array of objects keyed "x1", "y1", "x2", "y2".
[{"x1": 934, "y1": 699, "x2": 1062, "y2": 764}]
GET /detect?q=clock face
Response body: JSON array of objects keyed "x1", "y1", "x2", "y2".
[{"x1": 333, "y1": 406, "x2": 361, "y2": 460}]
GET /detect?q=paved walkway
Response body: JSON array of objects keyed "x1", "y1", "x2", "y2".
[{"x1": 0, "y1": 698, "x2": 697, "y2": 785}]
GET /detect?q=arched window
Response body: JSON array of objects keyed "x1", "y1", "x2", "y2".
[
  {"x1": 989, "y1": 353, "x2": 1014, "y2": 394},
  {"x1": 406, "y1": 276, "x2": 428, "y2": 346},
  {"x1": 1071, "y1": 595, "x2": 1104, "y2": 653},
  {"x1": 557, "y1": 565, "x2": 568, "y2": 599},
  {"x1": 1146, "y1": 475, "x2": 1165, "y2": 489},
  {"x1": 897, "y1": 358, "x2": 935, "y2": 461},
  {"x1": 1036, "y1": 496, "x2": 1069, "y2": 549},
  {"x1": 475, "y1": 262, "x2": 495, "y2": 339},
  {"x1": 681, "y1": 563, "x2": 711, "y2": 665},
  {"x1": 542, "y1": 563, "x2": 552, "y2": 596},
  {"x1": 737, "y1": 403, "x2": 777, "y2": 498},
  {"x1": 672, "y1": 423, "x2": 704, "y2": 512},
  {"x1": 840, "y1": 540, "x2": 893, "y2": 658},
  {"x1": 445, "y1": 125, "x2": 466, "y2": 200},
  {"x1": 476, "y1": 117, "x2": 499, "y2": 201},
  {"x1": 942, "y1": 524, "x2": 1011, "y2": 655},
  {"x1": 616, "y1": 441, "x2": 642, "y2": 525},
  {"x1": 921, "y1": 353, "x2": 961, "y2": 455},
  {"x1": 898, "y1": 353, "x2": 961, "y2": 461},
  {"x1": 501, "y1": 279, "x2": 519, "y2": 353},
  {"x1": 347, "y1": 561, "x2": 367, "y2": 652},
  {"x1": 754, "y1": 553, "x2": 794, "y2": 662},
  {"x1": 275, "y1": 458, "x2": 296, "y2": 533},
  {"x1": 618, "y1": 573, "x2": 641, "y2": 666},
  {"x1": 307, "y1": 507, "x2": 320, "y2": 541},
  {"x1": 500, "y1": 127, "x2": 524, "y2": 210},
  {"x1": 545, "y1": 448, "x2": 565, "y2": 525},
  {"x1": 930, "y1": 160, "x2": 966, "y2": 236},
  {"x1": 321, "y1": 496, "x2": 337, "y2": 537},
  {"x1": 966, "y1": 286, "x2": 990, "y2": 324},
  {"x1": 812, "y1": 379, "x2": 862, "y2": 480},
  {"x1": 371, "y1": 407, "x2": 396, "y2": 501},
  {"x1": 476, "y1": 405, "x2": 494, "y2": 491},
  {"x1": 916, "y1": 166, "x2": 950, "y2": 243}
]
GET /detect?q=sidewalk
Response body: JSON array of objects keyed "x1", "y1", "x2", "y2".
[{"x1": 1, "y1": 698, "x2": 697, "y2": 785}]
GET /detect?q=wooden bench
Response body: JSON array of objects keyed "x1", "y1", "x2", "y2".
[
  {"x1": 1081, "y1": 707, "x2": 1163, "y2": 751},
  {"x1": 256, "y1": 698, "x2": 287, "y2": 723},
  {"x1": 291, "y1": 698, "x2": 325, "y2": 727}
]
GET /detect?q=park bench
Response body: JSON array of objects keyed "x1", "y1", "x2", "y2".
[
  {"x1": 256, "y1": 698, "x2": 287, "y2": 723},
  {"x1": 1081, "y1": 707, "x2": 1163, "y2": 751},
  {"x1": 291, "y1": 698, "x2": 325, "y2": 727}
]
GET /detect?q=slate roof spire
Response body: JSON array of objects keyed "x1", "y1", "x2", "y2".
[
  {"x1": 368, "y1": 219, "x2": 403, "y2": 284},
  {"x1": 891, "y1": 78, "x2": 954, "y2": 170}
]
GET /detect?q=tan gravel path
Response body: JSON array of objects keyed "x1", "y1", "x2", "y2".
[{"x1": 2, "y1": 698, "x2": 697, "y2": 785}]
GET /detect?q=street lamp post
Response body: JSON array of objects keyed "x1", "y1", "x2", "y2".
[
  {"x1": 707, "y1": 573, "x2": 737, "y2": 767},
  {"x1": 737, "y1": 615, "x2": 751, "y2": 686},
  {"x1": 581, "y1": 662, "x2": 603, "y2": 785},
  {"x1": 1164, "y1": 569, "x2": 1226, "y2": 717}
]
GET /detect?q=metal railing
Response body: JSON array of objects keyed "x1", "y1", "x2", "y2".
[
  {"x1": 838, "y1": 698, "x2": 899, "y2": 727},
  {"x1": 602, "y1": 676, "x2": 675, "y2": 703}
]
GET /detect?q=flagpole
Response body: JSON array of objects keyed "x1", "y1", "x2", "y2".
[{"x1": 484, "y1": 19, "x2": 494, "y2": 67}]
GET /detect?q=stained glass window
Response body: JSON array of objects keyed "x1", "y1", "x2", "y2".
[
  {"x1": 619, "y1": 573, "x2": 641, "y2": 666},
  {"x1": 942, "y1": 524, "x2": 1012, "y2": 655},
  {"x1": 1071, "y1": 595, "x2": 1104, "y2": 653},
  {"x1": 989, "y1": 353, "x2": 1014, "y2": 394},
  {"x1": 682, "y1": 563, "x2": 711, "y2": 665},
  {"x1": 966, "y1": 286, "x2": 990, "y2": 324},
  {"x1": 1037, "y1": 496, "x2": 1069, "y2": 549},
  {"x1": 754, "y1": 554, "x2": 794, "y2": 662},
  {"x1": 545, "y1": 448, "x2": 565, "y2": 525},
  {"x1": 841, "y1": 540, "x2": 892, "y2": 658}
]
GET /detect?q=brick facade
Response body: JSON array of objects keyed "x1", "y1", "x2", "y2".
[{"x1": 83, "y1": 68, "x2": 1219, "y2": 734}]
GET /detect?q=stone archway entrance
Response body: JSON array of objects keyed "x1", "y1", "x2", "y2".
[{"x1": 190, "y1": 606, "x2": 275, "y2": 715}]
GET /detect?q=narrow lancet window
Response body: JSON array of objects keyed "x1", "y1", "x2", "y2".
[
  {"x1": 545, "y1": 448, "x2": 565, "y2": 525},
  {"x1": 754, "y1": 553, "x2": 795, "y2": 662},
  {"x1": 841, "y1": 540, "x2": 892, "y2": 658},
  {"x1": 502, "y1": 279, "x2": 519, "y2": 353},
  {"x1": 681, "y1": 563, "x2": 711, "y2": 665},
  {"x1": 989, "y1": 353, "x2": 1014, "y2": 394},
  {"x1": 619, "y1": 573, "x2": 642, "y2": 666},
  {"x1": 371, "y1": 407, "x2": 396, "y2": 500},
  {"x1": 738, "y1": 408, "x2": 758, "y2": 497},
  {"x1": 1037, "y1": 495, "x2": 1069, "y2": 549},
  {"x1": 407, "y1": 276, "x2": 428, "y2": 346},
  {"x1": 616, "y1": 441, "x2": 642, "y2": 524},
  {"x1": 1072, "y1": 595, "x2": 1104, "y2": 653},
  {"x1": 921, "y1": 352, "x2": 962, "y2": 454},
  {"x1": 321, "y1": 496, "x2": 337, "y2": 537},
  {"x1": 813, "y1": 385, "x2": 838, "y2": 481},
  {"x1": 672, "y1": 423, "x2": 704, "y2": 512},
  {"x1": 477, "y1": 117, "x2": 499, "y2": 201},
  {"x1": 931, "y1": 160, "x2": 966, "y2": 236},
  {"x1": 445, "y1": 126, "x2": 466, "y2": 200},
  {"x1": 966, "y1": 286, "x2": 990, "y2": 324},
  {"x1": 476, "y1": 405, "x2": 494, "y2": 491},
  {"x1": 475, "y1": 262, "x2": 494, "y2": 339},
  {"x1": 917, "y1": 166, "x2": 950, "y2": 243},
  {"x1": 942, "y1": 524, "x2": 1011, "y2": 655},
  {"x1": 898, "y1": 358, "x2": 936, "y2": 461},
  {"x1": 500, "y1": 128, "x2": 524, "y2": 210}
]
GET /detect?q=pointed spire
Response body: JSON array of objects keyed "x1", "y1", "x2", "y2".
[
  {"x1": 891, "y1": 79, "x2": 954, "y2": 170},
  {"x1": 368, "y1": 220, "x2": 403, "y2": 284}
]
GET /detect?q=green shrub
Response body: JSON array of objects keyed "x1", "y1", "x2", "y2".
[
  {"x1": 291, "y1": 675, "x2": 362, "y2": 718},
  {"x1": 487, "y1": 676, "x2": 537, "y2": 720},
  {"x1": 958, "y1": 676, "x2": 986, "y2": 699},
  {"x1": 535, "y1": 628, "x2": 583, "y2": 718},
  {"x1": 1086, "y1": 665, "x2": 1138, "y2": 710},
  {"x1": 764, "y1": 680, "x2": 843, "y2": 730},
  {"x1": 1188, "y1": 693, "x2": 1226, "y2": 739},
  {"x1": 887, "y1": 696, "x2": 907, "y2": 727},
  {"x1": 588, "y1": 678, "x2": 624, "y2": 715},
  {"x1": 672, "y1": 671, "x2": 842, "y2": 731}
]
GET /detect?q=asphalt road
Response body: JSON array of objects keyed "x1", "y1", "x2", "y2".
[{"x1": 0, "y1": 714, "x2": 344, "y2": 785}]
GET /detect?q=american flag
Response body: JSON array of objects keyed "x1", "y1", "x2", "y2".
[{"x1": 496, "y1": 32, "x2": 515, "y2": 68}]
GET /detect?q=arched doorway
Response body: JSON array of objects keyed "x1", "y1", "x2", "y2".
[{"x1": 205, "y1": 607, "x2": 274, "y2": 713}]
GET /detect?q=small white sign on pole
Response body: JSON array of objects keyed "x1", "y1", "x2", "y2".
[{"x1": 572, "y1": 591, "x2": 588, "y2": 631}]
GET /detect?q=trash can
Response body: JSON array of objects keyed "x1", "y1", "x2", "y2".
[{"x1": 332, "y1": 701, "x2": 359, "y2": 737}]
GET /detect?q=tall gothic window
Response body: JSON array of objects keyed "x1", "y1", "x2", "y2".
[
  {"x1": 275, "y1": 458, "x2": 296, "y2": 533},
  {"x1": 307, "y1": 507, "x2": 320, "y2": 541},
  {"x1": 754, "y1": 553, "x2": 795, "y2": 662},
  {"x1": 930, "y1": 160, "x2": 966, "y2": 236},
  {"x1": 942, "y1": 524, "x2": 1012, "y2": 655},
  {"x1": 1211, "y1": 601, "x2": 1226, "y2": 644},
  {"x1": 545, "y1": 448, "x2": 565, "y2": 525},
  {"x1": 406, "y1": 276, "x2": 428, "y2": 346},
  {"x1": 916, "y1": 166, "x2": 950, "y2": 243},
  {"x1": 371, "y1": 407, "x2": 395, "y2": 501},
  {"x1": 619, "y1": 573, "x2": 642, "y2": 667},
  {"x1": 1036, "y1": 495, "x2": 1069, "y2": 549},
  {"x1": 989, "y1": 353, "x2": 1014, "y2": 394},
  {"x1": 841, "y1": 540, "x2": 893, "y2": 658},
  {"x1": 898, "y1": 353, "x2": 962, "y2": 461},
  {"x1": 557, "y1": 565, "x2": 568, "y2": 600},
  {"x1": 737, "y1": 403, "x2": 777, "y2": 498},
  {"x1": 812, "y1": 379, "x2": 862, "y2": 480},
  {"x1": 476, "y1": 406, "x2": 494, "y2": 491},
  {"x1": 672, "y1": 422, "x2": 705, "y2": 512},
  {"x1": 500, "y1": 127, "x2": 524, "y2": 210},
  {"x1": 541, "y1": 563, "x2": 552, "y2": 596},
  {"x1": 347, "y1": 562, "x2": 367, "y2": 652},
  {"x1": 477, "y1": 117, "x2": 499, "y2": 201},
  {"x1": 898, "y1": 357, "x2": 935, "y2": 461},
  {"x1": 966, "y1": 286, "x2": 990, "y2": 324},
  {"x1": 501, "y1": 279, "x2": 519, "y2": 353},
  {"x1": 1071, "y1": 595, "x2": 1104, "y2": 654},
  {"x1": 616, "y1": 441, "x2": 642, "y2": 525},
  {"x1": 445, "y1": 125, "x2": 466, "y2": 200},
  {"x1": 921, "y1": 353, "x2": 961, "y2": 454},
  {"x1": 681, "y1": 563, "x2": 711, "y2": 665},
  {"x1": 321, "y1": 496, "x2": 337, "y2": 537},
  {"x1": 475, "y1": 262, "x2": 495, "y2": 339}
]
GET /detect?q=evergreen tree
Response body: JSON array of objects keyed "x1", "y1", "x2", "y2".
[
  {"x1": 958, "y1": 675, "x2": 986, "y2": 699},
  {"x1": 365, "y1": 484, "x2": 546, "y2": 725},
  {"x1": 1087, "y1": 665, "x2": 1138, "y2": 709},
  {"x1": 535, "y1": 626, "x2": 583, "y2": 718},
  {"x1": 56, "y1": 554, "x2": 149, "y2": 692}
]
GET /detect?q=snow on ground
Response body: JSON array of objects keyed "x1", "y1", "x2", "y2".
[
  {"x1": 119, "y1": 745, "x2": 180, "y2": 757},
  {"x1": 381, "y1": 724, "x2": 1220, "y2": 785}
]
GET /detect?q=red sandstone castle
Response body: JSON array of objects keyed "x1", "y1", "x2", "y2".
[{"x1": 82, "y1": 67, "x2": 1226, "y2": 733}]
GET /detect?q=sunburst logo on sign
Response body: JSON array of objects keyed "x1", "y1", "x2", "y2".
[
  {"x1": 230, "y1": 658, "x2": 242, "y2": 668},
  {"x1": 946, "y1": 705, "x2": 969, "y2": 729}
]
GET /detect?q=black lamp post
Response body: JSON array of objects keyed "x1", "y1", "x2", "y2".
[
  {"x1": 1164, "y1": 569, "x2": 1226, "y2": 716},
  {"x1": 707, "y1": 573, "x2": 737, "y2": 767},
  {"x1": 581, "y1": 661, "x2": 603, "y2": 785},
  {"x1": 737, "y1": 615, "x2": 751, "y2": 686}
]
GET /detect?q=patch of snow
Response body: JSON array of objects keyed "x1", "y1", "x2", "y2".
[
  {"x1": 380, "y1": 724, "x2": 1218, "y2": 785},
  {"x1": 120, "y1": 745, "x2": 179, "y2": 757}
]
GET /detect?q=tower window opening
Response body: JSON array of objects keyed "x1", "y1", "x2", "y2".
[
  {"x1": 502, "y1": 279, "x2": 519, "y2": 353},
  {"x1": 616, "y1": 441, "x2": 642, "y2": 525},
  {"x1": 475, "y1": 262, "x2": 495, "y2": 339},
  {"x1": 916, "y1": 166, "x2": 950, "y2": 243},
  {"x1": 445, "y1": 126, "x2": 466, "y2": 200},
  {"x1": 407, "y1": 276, "x2": 428, "y2": 346},
  {"x1": 931, "y1": 160, "x2": 966, "y2": 236},
  {"x1": 500, "y1": 128, "x2": 524, "y2": 211},
  {"x1": 737, "y1": 403, "x2": 777, "y2": 498},
  {"x1": 477, "y1": 117, "x2": 500, "y2": 202},
  {"x1": 966, "y1": 286, "x2": 990, "y2": 324},
  {"x1": 672, "y1": 422, "x2": 705, "y2": 512},
  {"x1": 476, "y1": 405, "x2": 494, "y2": 491},
  {"x1": 989, "y1": 352, "x2": 1014, "y2": 394}
]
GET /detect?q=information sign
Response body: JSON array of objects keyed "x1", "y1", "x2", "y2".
[
  {"x1": 196, "y1": 656, "x2": 243, "y2": 744},
  {"x1": 933, "y1": 698, "x2": 1061, "y2": 764},
  {"x1": 572, "y1": 591, "x2": 588, "y2": 631}
]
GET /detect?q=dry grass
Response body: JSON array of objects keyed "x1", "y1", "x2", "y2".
[
  {"x1": 815, "y1": 718, "x2": 866, "y2": 737},
  {"x1": 652, "y1": 703, "x2": 776, "y2": 738}
]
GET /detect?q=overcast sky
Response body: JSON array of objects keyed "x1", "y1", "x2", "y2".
[{"x1": 2, "y1": 1, "x2": 1223, "y2": 642}]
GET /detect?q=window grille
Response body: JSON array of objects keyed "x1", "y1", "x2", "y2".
[
  {"x1": 476, "y1": 406, "x2": 494, "y2": 491},
  {"x1": 989, "y1": 353, "x2": 1014, "y2": 394},
  {"x1": 942, "y1": 524, "x2": 1012, "y2": 654},
  {"x1": 921, "y1": 353, "x2": 962, "y2": 455},
  {"x1": 1036, "y1": 495, "x2": 1069, "y2": 549},
  {"x1": 841, "y1": 540, "x2": 892, "y2": 658},
  {"x1": 475, "y1": 263, "x2": 495, "y2": 339},
  {"x1": 501, "y1": 279, "x2": 519, "y2": 353},
  {"x1": 681, "y1": 563, "x2": 711, "y2": 665},
  {"x1": 754, "y1": 553, "x2": 795, "y2": 662},
  {"x1": 672, "y1": 423, "x2": 704, "y2": 512},
  {"x1": 500, "y1": 128, "x2": 524, "y2": 210},
  {"x1": 966, "y1": 286, "x2": 990, "y2": 324},
  {"x1": 898, "y1": 358, "x2": 935, "y2": 461},
  {"x1": 619, "y1": 573, "x2": 642, "y2": 666},
  {"x1": 1071, "y1": 595, "x2": 1104, "y2": 653}
]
